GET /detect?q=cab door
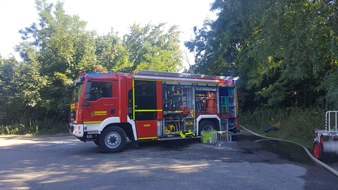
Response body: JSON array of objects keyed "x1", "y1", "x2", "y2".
[{"x1": 82, "y1": 80, "x2": 119, "y2": 124}]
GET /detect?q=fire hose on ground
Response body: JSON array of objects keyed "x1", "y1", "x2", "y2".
[{"x1": 240, "y1": 125, "x2": 338, "y2": 178}]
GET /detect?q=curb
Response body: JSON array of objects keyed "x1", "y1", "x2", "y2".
[{"x1": 240, "y1": 125, "x2": 338, "y2": 177}]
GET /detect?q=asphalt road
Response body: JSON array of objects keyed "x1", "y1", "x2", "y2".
[{"x1": 0, "y1": 131, "x2": 337, "y2": 190}]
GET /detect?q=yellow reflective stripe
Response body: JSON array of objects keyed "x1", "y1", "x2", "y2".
[
  {"x1": 132, "y1": 79, "x2": 135, "y2": 119},
  {"x1": 135, "y1": 109, "x2": 162, "y2": 112},
  {"x1": 134, "y1": 79, "x2": 156, "y2": 82},
  {"x1": 83, "y1": 121, "x2": 102, "y2": 124},
  {"x1": 138, "y1": 137, "x2": 158, "y2": 140},
  {"x1": 93, "y1": 111, "x2": 107, "y2": 116}
]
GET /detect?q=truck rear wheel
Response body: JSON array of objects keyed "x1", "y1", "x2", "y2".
[{"x1": 99, "y1": 127, "x2": 127, "y2": 153}]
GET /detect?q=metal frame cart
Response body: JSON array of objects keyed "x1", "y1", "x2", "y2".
[{"x1": 313, "y1": 111, "x2": 338, "y2": 160}]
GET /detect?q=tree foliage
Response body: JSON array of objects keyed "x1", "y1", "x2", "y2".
[
  {"x1": 124, "y1": 23, "x2": 183, "y2": 72},
  {"x1": 0, "y1": 0, "x2": 184, "y2": 132},
  {"x1": 0, "y1": 55, "x2": 47, "y2": 126},
  {"x1": 2, "y1": 0, "x2": 337, "y2": 134},
  {"x1": 95, "y1": 31, "x2": 130, "y2": 72},
  {"x1": 17, "y1": 0, "x2": 97, "y2": 120},
  {"x1": 186, "y1": 0, "x2": 338, "y2": 109}
]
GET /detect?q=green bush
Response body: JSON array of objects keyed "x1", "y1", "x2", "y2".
[
  {"x1": 0, "y1": 118, "x2": 68, "y2": 135},
  {"x1": 240, "y1": 107, "x2": 325, "y2": 148}
]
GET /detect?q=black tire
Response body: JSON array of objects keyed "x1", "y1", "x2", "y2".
[
  {"x1": 93, "y1": 139, "x2": 100, "y2": 146},
  {"x1": 199, "y1": 120, "x2": 216, "y2": 135},
  {"x1": 99, "y1": 127, "x2": 127, "y2": 153},
  {"x1": 313, "y1": 141, "x2": 323, "y2": 160}
]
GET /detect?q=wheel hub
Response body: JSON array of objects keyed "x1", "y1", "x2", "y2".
[
  {"x1": 105, "y1": 132, "x2": 121, "y2": 148},
  {"x1": 109, "y1": 136, "x2": 117, "y2": 144}
]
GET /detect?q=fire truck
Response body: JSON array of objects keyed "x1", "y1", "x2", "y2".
[{"x1": 68, "y1": 70, "x2": 239, "y2": 152}]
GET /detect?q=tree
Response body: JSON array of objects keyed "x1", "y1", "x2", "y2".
[
  {"x1": 240, "y1": 0, "x2": 337, "y2": 107},
  {"x1": 186, "y1": 0, "x2": 266, "y2": 76},
  {"x1": 17, "y1": 0, "x2": 97, "y2": 120},
  {"x1": 0, "y1": 55, "x2": 46, "y2": 127},
  {"x1": 95, "y1": 31, "x2": 131, "y2": 72},
  {"x1": 124, "y1": 23, "x2": 183, "y2": 72},
  {"x1": 0, "y1": 56, "x2": 22, "y2": 125},
  {"x1": 186, "y1": 0, "x2": 338, "y2": 109}
]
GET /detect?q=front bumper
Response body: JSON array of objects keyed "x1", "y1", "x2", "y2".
[{"x1": 68, "y1": 123, "x2": 84, "y2": 137}]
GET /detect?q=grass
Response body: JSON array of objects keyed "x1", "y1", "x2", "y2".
[
  {"x1": 0, "y1": 118, "x2": 68, "y2": 135},
  {"x1": 240, "y1": 107, "x2": 325, "y2": 149}
]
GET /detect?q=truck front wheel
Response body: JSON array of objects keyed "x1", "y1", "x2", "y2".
[{"x1": 99, "y1": 127, "x2": 127, "y2": 153}]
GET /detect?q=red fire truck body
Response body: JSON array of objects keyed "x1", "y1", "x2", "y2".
[{"x1": 68, "y1": 70, "x2": 239, "y2": 152}]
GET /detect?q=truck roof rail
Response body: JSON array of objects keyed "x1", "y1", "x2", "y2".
[{"x1": 136, "y1": 70, "x2": 234, "y2": 80}]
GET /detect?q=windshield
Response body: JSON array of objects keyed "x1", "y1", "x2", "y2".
[{"x1": 71, "y1": 84, "x2": 83, "y2": 103}]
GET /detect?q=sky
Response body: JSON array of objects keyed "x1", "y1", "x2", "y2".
[{"x1": 0, "y1": 0, "x2": 216, "y2": 67}]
